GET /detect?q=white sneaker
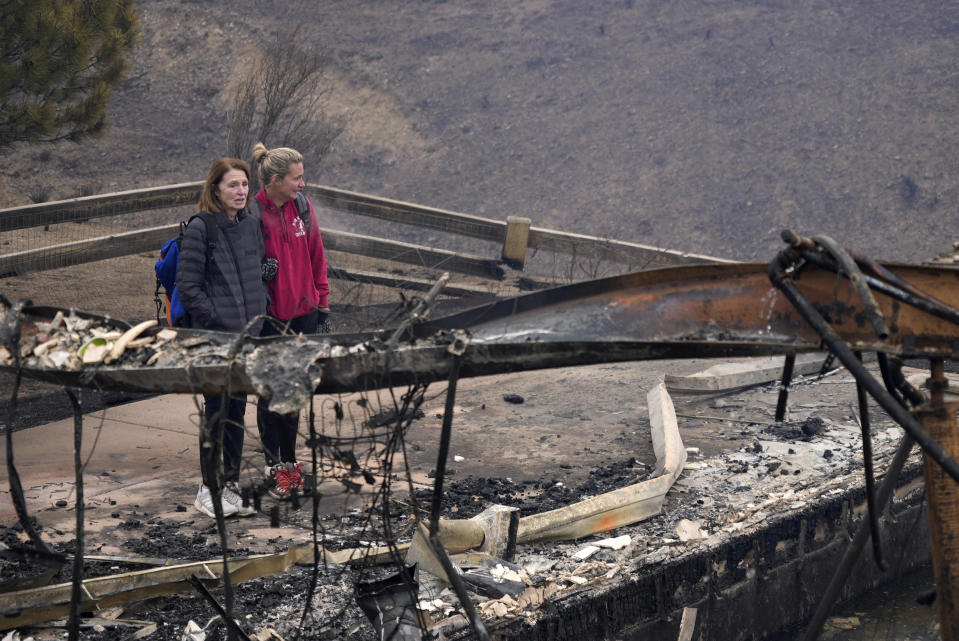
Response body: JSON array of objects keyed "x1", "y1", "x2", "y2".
[
  {"x1": 194, "y1": 485, "x2": 239, "y2": 518},
  {"x1": 223, "y1": 482, "x2": 256, "y2": 517}
]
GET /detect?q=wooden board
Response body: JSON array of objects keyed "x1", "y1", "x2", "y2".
[{"x1": 664, "y1": 353, "x2": 832, "y2": 392}]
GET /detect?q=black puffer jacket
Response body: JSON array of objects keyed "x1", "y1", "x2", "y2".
[{"x1": 176, "y1": 209, "x2": 267, "y2": 335}]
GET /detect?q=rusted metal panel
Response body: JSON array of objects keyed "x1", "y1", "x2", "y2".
[{"x1": 4, "y1": 262, "x2": 959, "y2": 397}]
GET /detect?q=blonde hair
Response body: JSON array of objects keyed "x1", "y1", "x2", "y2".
[
  {"x1": 198, "y1": 157, "x2": 251, "y2": 213},
  {"x1": 252, "y1": 143, "x2": 303, "y2": 188}
]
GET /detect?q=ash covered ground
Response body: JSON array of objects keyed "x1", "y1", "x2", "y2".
[{"x1": 0, "y1": 356, "x2": 925, "y2": 640}]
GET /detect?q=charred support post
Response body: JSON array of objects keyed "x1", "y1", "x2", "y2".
[
  {"x1": 774, "y1": 353, "x2": 796, "y2": 422},
  {"x1": 2, "y1": 303, "x2": 55, "y2": 557},
  {"x1": 430, "y1": 355, "x2": 461, "y2": 535},
  {"x1": 502, "y1": 216, "x2": 531, "y2": 269},
  {"x1": 800, "y1": 434, "x2": 915, "y2": 641},
  {"x1": 66, "y1": 389, "x2": 84, "y2": 641},
  {"x1": 425, "y1": 355, "x2": 489, "y2": 641},
  {"x1": 427, "y1": 533, "x2": 489, "y2": 641},
  {"x1": 917, "y1": 359, "x2": 959, "y2": 640},
  {"x1": 854, "y1": 352, "x2": 886, "y2": 570}
]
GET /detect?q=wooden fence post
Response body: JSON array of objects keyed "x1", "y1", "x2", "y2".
[{"x1": 502, "y1": 216, "x2": 531, "y2": 269}]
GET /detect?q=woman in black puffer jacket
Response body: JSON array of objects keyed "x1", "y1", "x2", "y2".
[{"x1": 177, "y1": 157, "x2": 267, "y2": 519}]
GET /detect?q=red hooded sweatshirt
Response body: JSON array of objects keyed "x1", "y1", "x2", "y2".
[{"x1": 255, "y1": 189, "x2": 330, "y2": 320}]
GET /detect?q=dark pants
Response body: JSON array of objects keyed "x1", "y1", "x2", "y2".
[
  {"x1": 200, "y1": 393, "x2": 246, "y2": 488},
  {"x1": 257, "y1": 311, "x2": 324, "y2": 467}
]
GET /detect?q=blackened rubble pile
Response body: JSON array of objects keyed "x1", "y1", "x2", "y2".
[
  {"x1": 415, "y1": 458, "x2": 648, "y2": 520},
  {"x1": 0, "y1": 367, "x2": 926, "y2": 641}
]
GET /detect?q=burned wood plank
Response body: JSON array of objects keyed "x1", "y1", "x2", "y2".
[
  {"x1": 0, "y1": 184, "x2": 200, "y2": 232},
  {"x1": 324, "y1": 229, "x2": 505, "y2": 280},
  {"x1": 516, "y1": 382, "x2": 684, "y2": 542},
  {"x1": 327, "y1": 266, "x2": 496, "y2": 297},
  {"x1": 664, "y1": 353, "x2": 832, "y2": 392},
  {"x1": 0, "y1": 225, "x2": 176, "y2": 277}
]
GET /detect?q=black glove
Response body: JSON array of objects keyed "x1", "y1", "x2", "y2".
[
  {"x1": 317, "y1": 312, "x2": 333, "y2": 334},
  {"x1": 262, "y1": 257, "x2": 278, "y2": 281}
]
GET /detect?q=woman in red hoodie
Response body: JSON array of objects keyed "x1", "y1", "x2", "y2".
[{"x1": 251, "y1": 142, "x2": 330, "y2": 499}]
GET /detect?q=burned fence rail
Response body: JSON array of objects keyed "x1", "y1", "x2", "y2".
[{"x1": 0, "y1": 183, "x2": 727, "y2": 283}]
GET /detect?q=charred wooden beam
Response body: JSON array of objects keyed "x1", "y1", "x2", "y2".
[{"x1": 4, "y1": 262, "x2": 959, "y2": 402}]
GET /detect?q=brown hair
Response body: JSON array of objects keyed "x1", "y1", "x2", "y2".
[
  {"x1": 251, "y1": 142, "x2": 303, "y2": 188},
  {"x1": 198, "y1": 157, "x2": 252, "y2": 213}
]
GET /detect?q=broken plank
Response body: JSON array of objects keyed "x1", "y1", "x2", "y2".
[
  {"x1": 516, "y1": 382, "x2": 684, "y2": 542},
  {"x1": 677, "y1": 607, "x2": 697, "y2": 641},
  {"x1": 0, "y1": 545, "x2": 312, "y2": 630},
  {"x1": 664, "y1": 353, "x2": 831, "y2": 392},
  {"x1": 327, "y1": 266, "x2": 495, "y2": 297}
]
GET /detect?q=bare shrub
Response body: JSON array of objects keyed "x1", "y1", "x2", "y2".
[
  {"x1": 226, "y1": 25, "x2": 344, "y2": 187},
  {"x1": 28, "y1": 185, "x2": 50, "y2": 204}
]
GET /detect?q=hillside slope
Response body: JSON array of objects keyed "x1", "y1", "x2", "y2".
[{"x1": 2, "y1": 0, "x2": 957, "y2": 263}]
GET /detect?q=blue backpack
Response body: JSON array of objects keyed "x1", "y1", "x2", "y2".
[
  {"x1": 154, "y1": 214, "x2": 217, "y2": 327},
  {"x1": 154, "y1": 194, "x2": 311, "y2": 326}
]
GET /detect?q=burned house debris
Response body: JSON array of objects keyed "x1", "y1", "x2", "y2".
[{"x1": 2, "y1": 232, "x2": 959, "y2": 640}]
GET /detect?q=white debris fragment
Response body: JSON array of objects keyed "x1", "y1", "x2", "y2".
[
  {"x1": 513, "y1": 582, "x2": 561, "y2": 612},
  {"x1": 181, "y1": 620, "x2": 207, "y2": 641},
  {"x1": 685, "y1": 447, "x2": 700, "y2": 456},
  {"x1": 80, "y1": 337, "x2": 110, "y2": 364},
  {"x1": 453, "y1": 455, "x2": 464, "y2": 462},
  {"x1": 32, "y1": 337, "x2": 59, "y2": 357},
  {"x1": 480, "y1": 594, "x2": 518, "y2": 618},
  {"x1": 156, "y1": 328, "x2": 178, "y2": 342},
  {"x1": 594, "y1": 535, "x2": 632, "y2": 550},
  {"x1": 676, "y1": 519, "x2": 708, "y2": 542},
  {"x1": 417, "y1": 598, "x2": 448, "y2": 612},
  {"x1": 489, "y1": 564, "x2": 524, "y2": 583},
  {"x1": 824, "y1": 616, "x2": 861, "y2": 631},
  {"x1": 90, "y1": 328, "x2": 123, "y2": 340},
  {"x1": 572, "y1": 545, "x2": 600, "y2": 560},
  {"x1": 567, "y1": 575, "x2": 589, "y2": 585},
  {"x1": 571, "y1": 560, "x2": 607, "y2": 578},
  {"x1": 47, "y1": 350, "x2": 77, "y2": 369}
]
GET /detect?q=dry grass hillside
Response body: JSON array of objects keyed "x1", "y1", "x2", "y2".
[{"x1": 1, "y1": 0, "x2": 958, "y2": 265}]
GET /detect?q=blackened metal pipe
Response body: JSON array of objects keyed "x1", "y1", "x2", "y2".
[
  {"x1": 854, "y1": 352, "x2": 887, "y2": 571},
  {"x1": 850, "y1": 248, "x2": 959, "y2": 313},
  {"x1": 430, "y1": 355, "x2": 461, "y2": 536},
  {"x1": 811, "y1": 235, "x2": 889, "y2": 340},
  {"x1": 775, "y1": 353, "x2": 796, "y2": 423},
  {"x1": 799, "y1": 249, "x2": 959, "y2": 326},
  {"x1": 800, "y1": 434, "x2": 915, "y2": 641},
  {"x1": 429, "y1": 533, "x2": 490, "y2": 641},
  {"x1": 770, "y1": 254, "x2": 959, "y2": 484},
  {"x1": 66, "y1": 389, "x2": 84, "y2": 641}
]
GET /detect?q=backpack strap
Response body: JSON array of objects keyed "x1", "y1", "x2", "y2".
[
  {"x1": 249, "y1": 193, "x2": 313, "y2": 232},
  {"x1": 294, "y1": 192, "x2": 311, "y2": 232},
  {"x1": 188, "y1": 213, "x2": 218, "y2": 265}
]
